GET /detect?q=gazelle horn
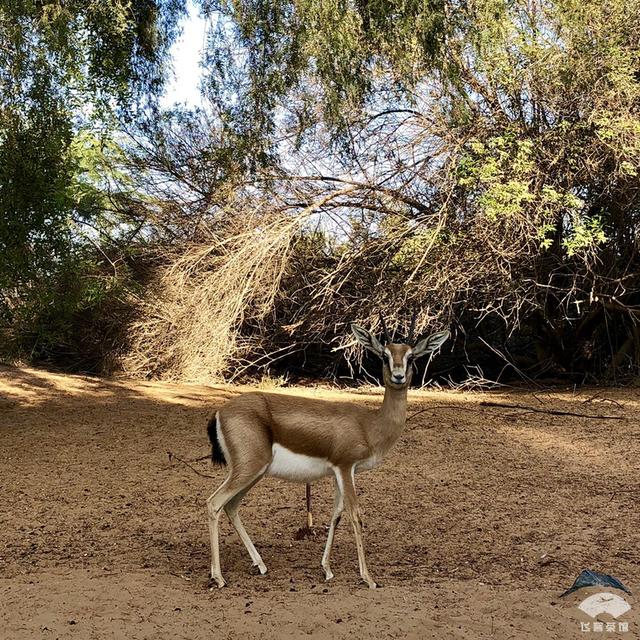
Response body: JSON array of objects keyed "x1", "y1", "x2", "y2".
[
  {"x1": 407, "y1": 309, "x2": 418, "y2": 345},
  {"x1": 378, "y1": 311, "x2": 391, "y2": 344}
]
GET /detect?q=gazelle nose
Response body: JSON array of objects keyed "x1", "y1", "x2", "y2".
[{"x1": 392, "y1": 373, "x2": 405, "y2": 383}]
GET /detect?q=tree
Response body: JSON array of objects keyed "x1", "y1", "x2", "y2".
[
  {"x1": 125, "y1": 0, "x2": 640, "y2": 381},
  {"x1": 0, "y1": 0, "x2": 185, "y2": 364}
]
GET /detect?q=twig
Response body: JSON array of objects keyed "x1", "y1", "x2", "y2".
[
  {"x1": 407, "y1": 404, "x2": 473, "y2": 421},
  {"x1": 538, "y1": 554, "x2": 570, "y2": 569},
  {"x1": 165, "y1": 450, "x2": 218, "y2": 479},
  {"x1": 608, "y1": 488, "x2": 639, "y2": 503},
  {"x1": 477, "y1": 337, "x2": 541, "y2": 387},
  {"x1": 478, "y1": 401, "x2": 624, "y2": 420},
  {"x1": 581, "y1": 393, "x2": 625, "y2": 409}
]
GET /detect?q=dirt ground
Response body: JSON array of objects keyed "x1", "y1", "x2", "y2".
[{"x1": 0, "y1": 365, "x2": 638, "y2": 639}]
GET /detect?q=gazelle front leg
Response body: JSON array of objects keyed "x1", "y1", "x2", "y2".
[
  {"x1": 321, "y1": 473, "x2": 344, "y2": 581},
  {"x1": 339, "y1": 466, "x2": 377, "y2": 589}
]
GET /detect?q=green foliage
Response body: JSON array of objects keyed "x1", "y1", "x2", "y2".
[
  {"x1": 391, "y1": 228, "x2": 447, "y2": 269},
  {"x1": 0, "y1": 0, "x2": 185, "y2": 365},
  {"x1": 458, "y1": 136, "x2": 536, "y2": 220},
  {"x1": 563, "y1": 216, "x2": 608, "y2": 257},
  {"x1": 0, "y1": 82, "x2": 74, "y2": 290},
  {"x1": 200, "y1": 0, "x2": 446, "y2": 154},
  {"x1": 5, "y1": 251, "x2": 134, "y2": 370}
]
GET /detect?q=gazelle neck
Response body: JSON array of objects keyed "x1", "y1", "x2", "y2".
[{"x1": 372, "y1": 383, "x2": 408, "y2": 454}]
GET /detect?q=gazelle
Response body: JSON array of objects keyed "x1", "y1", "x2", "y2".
[{"x1": 206, "y1": 316, "x2": 449, "y2": 588}]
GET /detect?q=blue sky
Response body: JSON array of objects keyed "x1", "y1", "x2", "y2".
[{"x1": 161, "y1": 1, "x2": 207, "y2": 109}]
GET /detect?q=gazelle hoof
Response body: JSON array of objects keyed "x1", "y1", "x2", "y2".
[
  {"x1": 253, "y1": 562, "x2": 268, "y2": 575},
  {"x1": 323, "y1": 567, "x2": 334, "y2": 581},
  {"x1": 209, "y1": 574, "x2": 226, "y2": 589}
]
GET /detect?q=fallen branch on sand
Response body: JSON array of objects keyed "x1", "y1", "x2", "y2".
[
  {"x1": 478, "y1": 401, "x2": 624, "y2": 420},
  {"x1": 165, "y1": 451, "x2": 218, "y2": 479},
  {"x1": 407, "y1": 402, "x2": 624, "y2": 422}
]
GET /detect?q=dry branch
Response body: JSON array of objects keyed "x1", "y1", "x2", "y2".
[
  {"x1": 478, "y1": 401, "x2": 625, "y2": 420},
  {"x1": 165, "y1": 451, "x2": 217, "y2": 479}
]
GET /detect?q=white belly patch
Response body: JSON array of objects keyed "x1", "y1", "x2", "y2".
[{"x1": 267, "y1": 443, "x2": 332, "y2": 482}]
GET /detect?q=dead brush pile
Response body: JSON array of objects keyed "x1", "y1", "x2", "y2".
[
  {"x1": 123, "y1": 218, "x2": 296, "y2": 381},
  {"x1": 122, "y1": 188, "x2": 363, "y2": 381}
]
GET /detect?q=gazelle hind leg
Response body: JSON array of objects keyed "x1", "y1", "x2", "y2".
[
  {"x1": 207, "y1": 476, "x2": 231, "y2": 588},
  {"x1": 339, "y1": 466, "x2": 377, "y2": 589},
  {"x1": 206, "y1": 466, "x2": 267, "y2": 587},
  {"x1": 224, "y1": 477, "x2": 267, "y2": 574},
  {"x1": 321, "y1": 473, "x2": 344, "y2": 581}
]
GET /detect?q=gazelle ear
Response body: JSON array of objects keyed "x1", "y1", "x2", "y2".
[
  {"x1": 351, "y1": 324, "x2": 385, "y2": 358},
  {"x1": 412, "y1": 330, "x2": 450, "y2": 359}
]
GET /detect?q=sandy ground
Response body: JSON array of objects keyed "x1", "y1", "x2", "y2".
[{"x1": 0, "y1": 365, "x2": 638, "y2": 639}]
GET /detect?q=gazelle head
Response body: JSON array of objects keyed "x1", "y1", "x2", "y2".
[{"x1": 351, "y1": 312, "x2": 450, "y2": 389}]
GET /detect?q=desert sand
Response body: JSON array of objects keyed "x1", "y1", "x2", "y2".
[{"x1": 0, "y1": 366, "x2": 637, "y2": 639}]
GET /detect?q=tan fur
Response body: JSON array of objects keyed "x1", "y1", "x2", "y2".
[{"x1": 206, "y1": 341, "x2": 417, "y2": 590}]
